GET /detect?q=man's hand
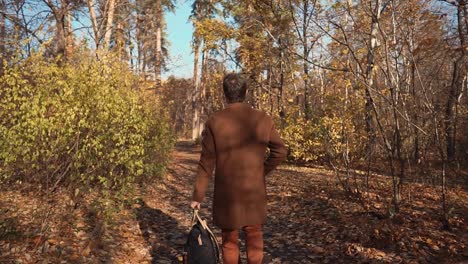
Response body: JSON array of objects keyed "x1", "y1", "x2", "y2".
[{"x1": 190, "y1": 201, "x2": 201, "y2": 210}]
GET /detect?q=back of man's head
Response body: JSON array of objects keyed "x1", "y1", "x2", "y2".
[{"x1": 223, "y1": 73, "x2": 247, "y2": 103}]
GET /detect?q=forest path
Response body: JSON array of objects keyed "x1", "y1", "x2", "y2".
[
  {"x1": 140, "y1": 140, "x2": 335, "y2": 263},
  {"x1": 1, "y1": 141, "x2": 466, "y2": 264},
  {"x1": 137, "y1": 141, "x2": 446, "y2": 264}
]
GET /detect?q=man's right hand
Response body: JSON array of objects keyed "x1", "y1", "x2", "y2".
[{"x1": 190, "y1": 201, "x2": 201, "y2": 210}]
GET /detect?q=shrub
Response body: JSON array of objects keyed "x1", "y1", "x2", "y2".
[
  {"x1": 0, "y1": 52, "x2": 174, "y2": 196},
  {"x1": 281, "y1": 113, "x2": 363, "y2": 163}
]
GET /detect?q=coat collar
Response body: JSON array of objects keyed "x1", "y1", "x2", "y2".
[{"x1": 226, "y1": 102, "x2": 250, "y2": 109}]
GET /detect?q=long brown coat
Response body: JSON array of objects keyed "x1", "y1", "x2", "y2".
[{"x1": 192, "y1": 102, "x2": 287, "y2": 229}]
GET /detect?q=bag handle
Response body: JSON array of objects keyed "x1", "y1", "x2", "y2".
[
  {"x1": 191, "y1": 209, "x2": 208, "y2": 229},
  {"x1": 190, "y1": 209, "x2": 221, "y2": 262}
]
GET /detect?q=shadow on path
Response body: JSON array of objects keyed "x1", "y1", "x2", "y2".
[
  {"x1": 137, "y1": 142, "x2": 468, "y2": 264},
  {"x1": 135, "y1": 200, "x2": 187, "y2": 264}
]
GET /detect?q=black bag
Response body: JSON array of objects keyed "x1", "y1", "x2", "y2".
[{"x1": 183, "y1": 209, "x2": 220, "y2": 264}]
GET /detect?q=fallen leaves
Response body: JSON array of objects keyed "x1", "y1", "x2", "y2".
[
  {"x1": 1, "y1": 143, "x2": 467, "y2": 263},
  {"x1": 0, "y1": 189, "x2": 152, "y2": 263}
]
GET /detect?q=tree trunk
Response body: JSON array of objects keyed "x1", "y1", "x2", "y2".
[
  {"x1": 198, "y1": 48, "x2": 209, "y2": 134},
  {"x1": 0, "y1": 0, "x2": 5, "y2": 76},
  {"x1": 44, "y1": 0, "x2": 72, "y2": 59},
  {"x1": 116, "y1": 20, "x2": 124, "y2": 60},
  {"x1": 142, "y1": 52, "x2": 147, "y2": 80},
  {"x1": 191, "y1": 42, "x2": 207, "y2": 141},
  {"x1": 154, "y1": 0, "x2": 162, "y2": 90},
  {"x1": 53, "y1": 2, "x2": 66, "y2": 58},
  {"x1": 245, "y1": 1, "x2": 259, "y2": 109},
  {"x1": 64, "y1": 7, "x2": 73, "y2": 58},
  {"x1": 445, "y1": 0, "x2": 467, "y2": 161},
  {"x1": 389, "y1": 0, "x2": 403, "y2": 212},
  {"x1": 192, "y1": 38, "x2": 201, "y2": 141},
  {"x1": 87, "y1": 0, "x2": 100, "y2": 49},
  {"x1": 362, "y1": 0, "x2": 382, "y2": 197},
  {"x1": 136, "y1": 8, "x2": 143, "y2": 74},
  {"x1": 365, "y1": 0, "x2": 381, "y2": 142},
  {"x1": 278, "y1": 37, "x2": 285, "y2": 121},
  {"x1": 303, "y1": 0, "x2": 310, "y2": 119},
  {"x1": 102, "y1": 0, "x2": 116, "y2": 50},
  {"x1": 268, "y1": 66, "x2": 274, "y2": 115}
]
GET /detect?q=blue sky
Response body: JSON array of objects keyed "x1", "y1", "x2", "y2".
[
  {"x1": 24, "y1": 0, "x2": 201, "y2": 79},
  {"x1": 70, "y1": 0, "x2": 194, "y2": 79},
  {"x1": 164, "y1": 1, "x2": 194, "y2": 79}
]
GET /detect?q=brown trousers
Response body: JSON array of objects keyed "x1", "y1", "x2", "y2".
[{"x1": 221, "y1": 225, "x2": 263, "y2": 264}]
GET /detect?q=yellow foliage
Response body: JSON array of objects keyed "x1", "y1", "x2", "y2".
[
  {"x1": 280, "y1": 103, "x2": 365, "y2": 163},
  {"x1": 0, "y1": 51, "x2": 175, "y2": 195},
  {"x1": 193, "y1": 19, "x2": 234, "y2": 50}
]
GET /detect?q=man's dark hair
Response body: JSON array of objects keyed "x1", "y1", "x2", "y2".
[{"x1": 223, "y1": 73, "x2": 247, "y2": 103}]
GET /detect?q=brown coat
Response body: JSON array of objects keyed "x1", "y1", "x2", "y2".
[{"x1": 192, "y1": 102, "x2": 287, "y2": 229}]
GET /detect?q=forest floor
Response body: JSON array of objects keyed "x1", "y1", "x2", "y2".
[{"x1": 1, "y1": 141, "x2": 467, "y2": 264}]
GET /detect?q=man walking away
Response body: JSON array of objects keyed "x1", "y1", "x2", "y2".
[{"x1": 191, "y1": 73, "x2": 287, "y2": 264}]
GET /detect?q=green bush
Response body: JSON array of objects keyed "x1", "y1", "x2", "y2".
[
  {"x1": 281, "y1": 113, "x2": 363, "y2": 163},
  {"x1": 0, "y1": 52, "x2": 174, "y2": 195}
]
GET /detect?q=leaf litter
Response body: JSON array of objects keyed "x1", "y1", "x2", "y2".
[{"x1": 0, "y1": 142, "x2": 466, "y2": 263}]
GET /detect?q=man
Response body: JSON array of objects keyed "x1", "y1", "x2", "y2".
[{"x1": 190, "y1": 73, "x2": 287, "y2": 264}]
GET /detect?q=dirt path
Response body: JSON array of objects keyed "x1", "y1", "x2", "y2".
[
  {"x1": 137, "y1": 142, "x2": 467, "y2": 264},
  {"x1": 1, "y1": 142, "x2": 466, "y2": 263},
  {"x1": 138, "y1": 140, "x2": 336, "y2": 263}
]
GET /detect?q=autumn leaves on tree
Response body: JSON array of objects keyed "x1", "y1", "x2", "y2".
[
  {"x1": 0, "y1": 0, "x2": 467, "y2": 263},
  {"x1": 0, "y1": 0, "x2": 466, "y2": 222},
  {"x1": 0, "y1": 0, "x2": 173, "y2": 82},
  {"x1": 185, "y1": 0, "x2": 467, "y2": 223}
]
